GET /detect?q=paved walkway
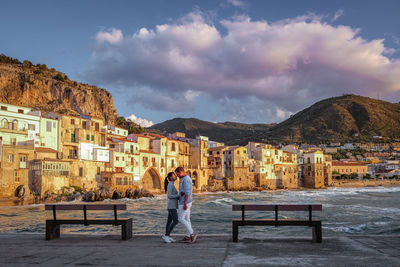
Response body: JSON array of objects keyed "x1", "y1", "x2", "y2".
[{"x1": 0, "y1": 233, "x2": 399, "y2": 266}]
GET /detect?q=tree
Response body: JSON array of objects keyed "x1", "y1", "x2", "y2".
[{"x1": 23, "y1": 60, "x2": 33, "y2": 68}]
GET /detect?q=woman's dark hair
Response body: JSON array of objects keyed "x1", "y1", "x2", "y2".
[{"x1": 164, "y1": 172, "x2": 175, "y2": 193}]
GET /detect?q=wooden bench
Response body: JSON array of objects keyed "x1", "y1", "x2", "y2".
[
  {"x1": 232, "y1": 204, "x2": 322, "y2": 243},
  {"x1": 45, "y1": 204, "x2": 132, "y2": 240}
]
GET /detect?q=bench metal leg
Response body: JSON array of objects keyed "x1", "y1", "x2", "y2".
[
  {"x1": 312, "y1": 222, "x2": 322, "y2": 243},
  {"x1": 46, "y1": 221, "x2": 60, "y2": 240},
  {"x1": 121, "y1": 219, "x2": 132, "y2": 240},
  {"x1": 232, "y1": 221, "x2": 239, "y2": 242}
]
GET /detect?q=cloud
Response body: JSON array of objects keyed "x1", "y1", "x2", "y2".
[
  {"x1": 332, "y1": 9, "x2": 344, "y2": 22},
  {"x1": 227, "y1": 0, "x2": 246, "y2": 8},
  {"x1": 126, "y1": 114, "x2": 154, "y2": 128},
  {"x1": 96, "y1": 28, "x2": 123, "y2": 44},
  {"x1": 85, "y1": 12, "x2": 400, "y2": 123}
]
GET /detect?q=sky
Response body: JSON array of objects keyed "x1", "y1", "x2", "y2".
[{"x1": 1, "y1": 0, "x2": 400, "y2": 127}]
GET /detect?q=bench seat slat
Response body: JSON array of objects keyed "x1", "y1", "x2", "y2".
[
  {"x1": 45, "y1": 204, "x2": 127, "y2": 211},
  {"x1": 232, "y1": 204, "x2": 322, "y2": 211},
  {"x1": 233, "y1": 218, "x2": 320, "y2": 226}
]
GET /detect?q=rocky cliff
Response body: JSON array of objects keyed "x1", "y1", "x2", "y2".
[{"x1": 0, "y1": 56, "x2": 118, "y2": 124}]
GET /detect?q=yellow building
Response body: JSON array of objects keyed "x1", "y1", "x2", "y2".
[
  {"x1": 302, "y1": 150, "x2": 325, "y2": 188},
  {"x1": 332, "y1": 161, "x2": 368, "y2": 177},
  {"x1": 0, "y1": 139, "x2": 35, "y2": 197}
]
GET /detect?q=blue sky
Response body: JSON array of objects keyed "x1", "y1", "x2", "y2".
[{"x1": 1, "y1": 0, "x2": 400, "y2": 126}]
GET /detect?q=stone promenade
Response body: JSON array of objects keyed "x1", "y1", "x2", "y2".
[{"x1": 0, "y1": 233, "x2": 399, "y2": 266}]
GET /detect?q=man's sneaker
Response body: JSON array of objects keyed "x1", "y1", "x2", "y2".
[
  {"x1": 190, "y1": 233, "x2": 197, "y2": 243},
  {"x1": 181, "y1": 236, "x2": 191, "y2": 242},
  {"x1": 168, "y1": 236, "x2": 176, "y2": 243},
  {"x1": 162, "y1": 235, "x2": 171, "y2": 243}
]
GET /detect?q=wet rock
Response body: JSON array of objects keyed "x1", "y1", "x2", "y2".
[
  {"x1": 94, "y1": 190, "x2": 105, "y2": 201},
  {"x1": 133, "y1": 189, "x2": 142, "y2": 199},
  {"x1": 15, "y1": 185, "x2": 26, "y2": 198},
  {"x1": 61, "y1": 187, "x2": 74, "y2": 195},
  {"x1": 83, "y1": 191, "x2": 95, "y2": 202},
  {"x1": 99, "y1": 188, "x2": 111, "y2": 199},
  {"x1": 42, "y1": 191, "x2": 52, "y2": 201},
  {"x1": 125, "y1": 188, "x2": 133, "y2": 198},
  {"x1": 66, "y1": 192, "x2": 82, "y2": 202},
  {"x1": 112, "y1": 190, "x2": 122, "y2": 199}
]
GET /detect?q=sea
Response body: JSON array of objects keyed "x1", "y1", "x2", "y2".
[{"x1": 0, "y1": 186, "x2": 399, "y2": 236}]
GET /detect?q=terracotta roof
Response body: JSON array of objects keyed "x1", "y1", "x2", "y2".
[
  {"x1": 134, "y1": 134, "x2": 151, "y2": 138},
  {"x1": 146, "y1": 133, "x2": 167, "y2": 139},
  {"x1": 114, "y1": 137, "x2": 137, "y2": 143},
  {"x1": 35, "y1": 147, "x2": 58, "y2": 153}
]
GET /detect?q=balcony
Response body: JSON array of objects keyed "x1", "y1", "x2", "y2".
[
  {"x1": 0, "y1": 127, "x2": 28, "y2": 135},
  {"x1": 68, "y1": 155, "x2": 78, "y2": 159}
]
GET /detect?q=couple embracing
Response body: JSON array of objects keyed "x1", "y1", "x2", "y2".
[{"x1": 162, "y1": 167, "x2": 197, "y2": 243}]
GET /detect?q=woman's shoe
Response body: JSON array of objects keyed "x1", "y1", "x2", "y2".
[
  {"x1": 168, "y1": 236, "x2": 176, "y2": 242},
  {"x1": 162, "y1": 235, "x2": 171, "y2": 243}
]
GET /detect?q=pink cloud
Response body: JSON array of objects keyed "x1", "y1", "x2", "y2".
[{"x1": 85, "y1": 13, "x2": 400, "y2": 122}]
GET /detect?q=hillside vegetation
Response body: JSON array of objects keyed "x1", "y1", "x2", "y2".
[{"x1": 151, "y1": 95, "x2": 400, "y2": 144}]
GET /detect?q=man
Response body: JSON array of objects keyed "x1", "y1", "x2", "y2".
[{"x1": 175, "y1": 166, "x2": 197, "y2": 243}]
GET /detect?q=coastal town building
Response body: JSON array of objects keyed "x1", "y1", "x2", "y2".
[
  {"x1": 302, "y1": 149, "x2": 325, "y2": 188},
  {"x1": 13, "y1": 101, "x2": 400, "y2": 199},
  {"x1": 332, "y1": 161, "x2": 368, "y2": 178}
]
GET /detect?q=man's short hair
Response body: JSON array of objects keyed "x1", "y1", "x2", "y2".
[{"x1": 175, "y1": 166, "x2": 184, "y2": 173}]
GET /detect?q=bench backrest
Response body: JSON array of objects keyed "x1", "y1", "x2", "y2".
[
  {"x1": 45, "y1": 204, "x2": 127, "y2": 211},
  {"x1": 232, "y1": 204, "x2": 322, "y2": 211},
  {"x1": 45, "y1": 204, "x2": 127, "y2": 222}
]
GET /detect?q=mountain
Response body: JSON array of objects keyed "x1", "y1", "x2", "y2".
[
  {"x1": 150, "y1": 95, "x2": 400, "y2": 144},
  {"x1": 0, "y1": 54, "x2": 118, "y2": 124},
  {"x1": 268, "y1": 94, "x2": 400, "y2": 143},
  {"x1": 149, "y1": 118, "x2": 275, "y2": 145}
]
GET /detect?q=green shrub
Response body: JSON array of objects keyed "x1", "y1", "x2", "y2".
[
  {"x1": 23, "y1": 60, "x2": 33, "y2": 68},
  {"x1": 54, "y1": 73, "x2": 65, "y2": 81}
]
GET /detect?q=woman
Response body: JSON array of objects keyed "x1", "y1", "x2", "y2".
[{"x1": 162, "y1": 172, "x2": 179, "y2": 243}]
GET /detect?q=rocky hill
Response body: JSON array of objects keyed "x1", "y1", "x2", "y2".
[
  {"x1": 149, "y1": 118, "x2": 274, "y2": 145},
  {"x1": 0, "y1": 54, "x2": 118, "y2": 124},
  {"x1": 268, "y1": 94, "x2": 400, "y2": 143},
  {"x1": 150, "y1": 95, "x2": 400, "y2": 144}
]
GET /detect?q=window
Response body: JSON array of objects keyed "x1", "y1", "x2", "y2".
[
  {"x1": 79, "y1": 167, "x2": 83, "y2": 177},
  {"x1": 46, "y1": 121, "x2": 52, "y2": 132},
  {"x1": 97, "y1": 167, "x2": 101, "y2": 175},
  {"x1": 18, "y1": 109, "x2": 24, "y2": 114},
  {"x1": 171, "y1": 159, "x2": 175, "y2": 167},
  {"x1": 152, "y1": 157, "x2": 156, "y2": 167},
  {"x1": 8, "y1": 154, "x2": 14, "y2": 162},
  {"x1": 71, "y1": 133, "x2": 76, "y2": 142},
  {"x1": 91, "y1": 135, "x2": 94, "y2": 141},
  {"x1": 237, "y1": 150, "x2": 239, "y2": 155},
  {"x1": 10, "y1": 138, "x2": 16, "y2": 145},
  {"x1": 70, "y1": 119, "x2": 75, "y2": 125},
  {"x1": 95, "y1": 122, "x2": 99, "y2": 131},
  {"x1": 116, "y1": 156, "x2": 120, "y2": 161},
  {"x1": 14, "y1": 170, "x2": 20, "y2": 182},
  {"x1": 86, "y1": 134, "x2": 90, "y2": 141},
  {"x1": 1, "y1": 106, "x2": 7, "y2": 110},
  {"x1": 171, "y1": 143, "x2": 176, "y2": 151},
  {"x1": 161, "y1": 158, "x2": 164, "y2": 167},
  {"x1": 28, "y1": 124, "x2": 35, "y2": 131}
]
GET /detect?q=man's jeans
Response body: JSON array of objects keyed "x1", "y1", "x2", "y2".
[{"x1": 178, "y1": 203, "x2": 193, "y2": 237}]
